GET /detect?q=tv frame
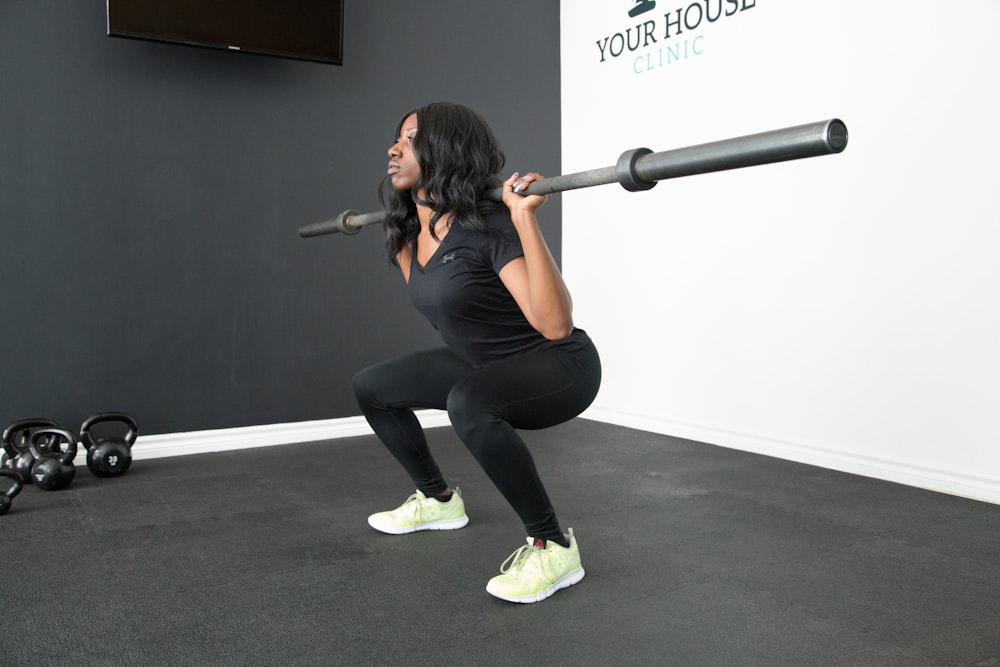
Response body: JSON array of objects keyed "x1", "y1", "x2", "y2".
[{"x1": 106, "y1": 0, "x2": 345, "y2": 66}]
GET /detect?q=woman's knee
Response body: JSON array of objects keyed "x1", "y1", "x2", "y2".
[
  {"x1": 446, "y1": 384, "x2": 495, "y2": 437},
  {"x1": 352, "y1": 364, "x2": 383, "y2": 410}
]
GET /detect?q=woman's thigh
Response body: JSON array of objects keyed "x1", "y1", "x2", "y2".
[
  {"x1": 449, "y1": 344, "x2": 601, "y2": 430},
  {"x1": 353, "y1": 347, "x2": 474, "y2": 410}
]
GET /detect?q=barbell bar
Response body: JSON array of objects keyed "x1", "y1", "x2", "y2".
[{"x1": 298, "y1": 118, "x2": 848, "y2": 238}]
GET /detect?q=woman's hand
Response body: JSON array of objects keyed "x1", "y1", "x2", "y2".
[{"x1": 502, "y1": 172, "x2": 549, "y2": 217}]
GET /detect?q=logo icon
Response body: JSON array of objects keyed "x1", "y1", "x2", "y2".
[
  {"x1": 441, "y1": 252, "x2": 457, "y2": 264},
  {"x1": 629, "y1": 0, "x2": 656, "y2": 18}
]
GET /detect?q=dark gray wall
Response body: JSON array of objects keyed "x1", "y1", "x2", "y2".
[{"x1": 0, "y1": 1, "x2": 562, "y2": 435}]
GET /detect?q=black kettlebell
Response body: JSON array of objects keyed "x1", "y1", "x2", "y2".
[
  {"x1": 80, "y1": 412, "x2": 138, "y2": 478},
  {"x1": 29, "y1": 428, "x2": 77, "y2": 491},
  {"x1": 2, "y1": 418, "x2": 59, "y2": 485},
  {"x1": 0, "y1": 469, "x2": 24, "y2": 516}
]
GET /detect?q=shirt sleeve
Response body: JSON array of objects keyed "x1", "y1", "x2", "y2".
[{"x1": 479, "y1": 212, "x2": 524, "y2": 274}]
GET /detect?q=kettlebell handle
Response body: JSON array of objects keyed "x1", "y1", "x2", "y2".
[
  {"x1": 29, "y1": 428, "x2": 78, "y2": 466},
  {"x1": 0, "y1": 469, "x2": 24, "y2": 515},
  {"x1": 80, "y1": 412, "x2": 138, "y2": 449},
  {"x1": 2, "y1": 418, "x2": 59, "y2": 456},
  {"x1": 1, "y1": 469, "x2": 24, "y2": 499}
]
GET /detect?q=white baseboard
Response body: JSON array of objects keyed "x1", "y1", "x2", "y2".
[
  {"x1": 581, "y1": 406, "x2": 1000, "y2": 506},
  {"x1": 72, "y1": 407, "x2": 999, "y2": 506},
  {"x1": 72, "y1": 410, "x2": 451, "y2": 465}
]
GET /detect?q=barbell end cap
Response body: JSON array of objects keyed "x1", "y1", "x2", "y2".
[
  {"x1": 298, "y1": 222, "x2": 333, "y2": 238},
  {"x1": 616, "y1": 147, "x2": 657, "y2": 192},
  {"x1": 826, "y1": 119, "x2": 849, "y2": 153}
]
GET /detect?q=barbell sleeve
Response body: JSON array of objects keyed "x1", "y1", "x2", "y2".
[{"x1": 299, "y1": 118, "x2": 848, "y2": 237}]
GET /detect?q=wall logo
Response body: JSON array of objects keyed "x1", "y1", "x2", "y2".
[
  {"x1": 629, "y1": 0, "x2": 657, "y2": 18},
  {"x1": 596, "y1": 0, "x2": 757, "y2": 75}
]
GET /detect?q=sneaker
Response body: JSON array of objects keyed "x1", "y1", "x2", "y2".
[
  {"x1": 367, "y1": 488, "x2": 469, "y2": 535},
  {"x1": 485, "y1": 528, "x2": 585, "y2": 603}
]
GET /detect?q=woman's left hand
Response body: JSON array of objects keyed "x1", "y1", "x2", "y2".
[{"x1": 502, "y1": 172, "x2": 549, "y2": 216}]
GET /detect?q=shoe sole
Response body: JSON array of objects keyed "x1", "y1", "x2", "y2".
[
  {"x1": 367, "y1": 515, "x2": 469, "y2": 535},
  {"x1": 486, "y1": 565, "x2": 586, "y2": 604}
]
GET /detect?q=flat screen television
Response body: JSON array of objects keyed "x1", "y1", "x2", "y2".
[{"x1": 106, "y1": 0, "x2": 344, "y2": 65}]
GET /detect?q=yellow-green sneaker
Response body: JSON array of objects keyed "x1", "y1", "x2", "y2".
[
  {"x1": 367, "y1": 488, "x2": 469, "y2": 535},
  {"x1": 485, "y1": 528, "x2": 585, "y2": 603}
]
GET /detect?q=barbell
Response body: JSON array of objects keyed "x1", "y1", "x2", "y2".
[{"x1": 298, "y1": 118, "x2": 848, "y2": 238}]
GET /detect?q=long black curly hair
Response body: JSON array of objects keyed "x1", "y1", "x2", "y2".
[{"x1": 379, "y1": 102, "x2": 506, "y2": 264}]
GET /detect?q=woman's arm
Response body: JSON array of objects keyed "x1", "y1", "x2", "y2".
[{"x1": 498, "y1": 172, "x2": 574, "y2": 340}]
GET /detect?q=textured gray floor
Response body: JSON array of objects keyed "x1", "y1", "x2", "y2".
[{"x1": 2, "y1": 419, "x2": 998, "y2": 666}]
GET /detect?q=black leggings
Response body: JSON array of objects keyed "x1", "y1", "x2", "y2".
[{"x1": 352, "y1": 341, "x2": 601, "y2": 539}]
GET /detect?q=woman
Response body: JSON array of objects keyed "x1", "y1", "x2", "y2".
[{"x1": 353, "y1": 102, "x2": 601, "y2": 604}]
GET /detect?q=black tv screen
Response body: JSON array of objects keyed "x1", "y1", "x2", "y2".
[{"x1": 107, "y1": 0, "x2": 344, "y2": 65}]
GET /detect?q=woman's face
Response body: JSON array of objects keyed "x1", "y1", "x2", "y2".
[{"x1": 387, "y1": 113, "x2": 419, "y2": 191}]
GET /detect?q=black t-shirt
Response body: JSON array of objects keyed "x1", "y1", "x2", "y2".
[{"x1": 407, "y1": 209, "x2": 591, "y2": 368}]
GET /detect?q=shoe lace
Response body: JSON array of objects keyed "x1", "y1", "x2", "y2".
[
  {"x1": 498, "y1": 543, "x2": 542, "y2": 575},
  {"x1": 397, "y1": 492, "x2": 425, "y2": 521}
]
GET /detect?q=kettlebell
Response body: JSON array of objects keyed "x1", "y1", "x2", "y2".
[
  {"x1": 0, "y1": 469, "x2": 24, "y2": 516},
  {"x1": 80, "y1": 412, "x2": 138, "y2": 478},
  {"x1": 2, "y1": 418, "x2": 59, "y2": 485},
  {"x1": 29, "y1": 428, "x2": 77, "y2": 491}
]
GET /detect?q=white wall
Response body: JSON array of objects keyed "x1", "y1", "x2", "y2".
[{"x1": 560, "y1": 0, "x2": 1000, "y2": 503}]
